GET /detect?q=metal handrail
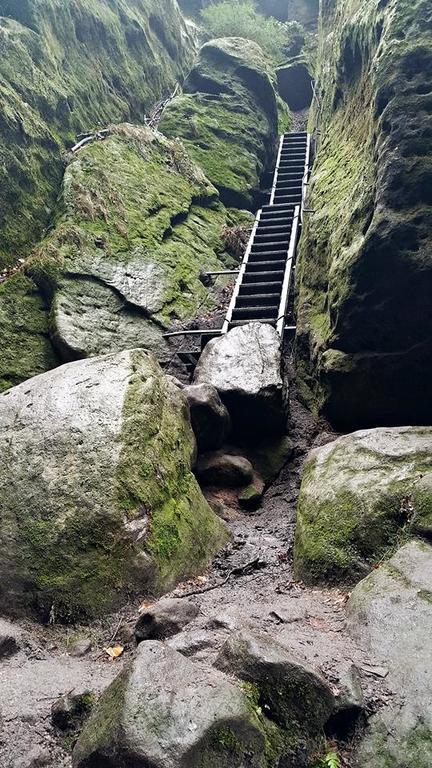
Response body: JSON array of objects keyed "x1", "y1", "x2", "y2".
[
  {"x1": 221, "y1": 210, "x2": 262, "y2": 334},
  {"x1": 276, "y1": 205, "x2": 300, "y2": 336}
]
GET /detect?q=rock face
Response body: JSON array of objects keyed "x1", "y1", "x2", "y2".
[
  {"x1": 194, "y1": 323, "x2": 288, "y2": 439},
  {"x1": 277, "y1": 60, "x2": 314, "y2": 110},
  {"x1": 184, "y1": 383, "x2": 231, "y2": 452},
  {"x1": 27, "y1": 125, "x2": 238, "y2": 366},
  {"x1": 294, "y1": 426, "x2": 432, "y2": 584},
  {"x1": 348, "y1": 540, "x2": 432, "y2": 767},
  {"x1": 160, "y1": 38, "x2": 278, "y2": 209},
  {"x1": 0, "y1": 0, "x2": 195, "y2": 266},
  {"x1": 215, "y1": 630, "x2": 335, "y2": 749},
  {"x1": 0, "y1": 349, "x2": 227, "y2": 620},
  {"x1": 0, "y1": 273, "x2": 59, "y2": 393},
  {"x1": 296, "y1": 0, "x2": 432, "y2": 429},
  {"x1": 134, "y1": 598, "x2": 200, "y2": 643}
]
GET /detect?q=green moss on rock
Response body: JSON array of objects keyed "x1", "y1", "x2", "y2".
[
  {"x1": 0, "y1": 0, "x2": 195, "y2": 266},
  {"x1": 26, "y1": 125, "x2": 240, "y2": 363},
  {"x1": 295, "y1": 0, "x2": 432, "y2": 429},
  {"x1": 0, "y1": 349, "x2": 228, "y2": 621},
  {"x1": 0, "y1": 272, "x2": 59, "y2": 392},
  {"x1": 294, "y1": 426, "x2": 432, "y2": 585},
  {"x1": 160, "y1": 37, "x2": 279, "y2": 209}
]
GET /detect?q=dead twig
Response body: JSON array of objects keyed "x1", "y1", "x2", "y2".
[{"x1": 179, "y1": 558, "x2": 263, "y2": 598}]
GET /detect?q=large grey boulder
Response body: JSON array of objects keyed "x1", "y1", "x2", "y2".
[
  {"x1": 348, "y1": 540, "x2": 432, "y2": 767},
  {"x1": 0, "y1": 349, "x2": 227, "y2": 621},
  {"x1": 73, "y1": 641, "x2": 292, "y2": 768},
  {"x1": 194, "y1": 323, "x2": 288, "y2": 439},
  {"x1": 294, "y1": 426, "x2": 432, "y2": 584},
  {"x1": 183, "y1": 383, "x2": 231, "y2": 452},
  {"x1": 215, "y1": 630, "x2": 335, "y2": 748},
  {"x1": 277, "y1": 61, "x2": 314, "y2": 111}
]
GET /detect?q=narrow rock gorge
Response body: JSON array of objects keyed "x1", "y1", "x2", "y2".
[{"x1": 0, "y1": 2, "x2": 431, "y2": 768}]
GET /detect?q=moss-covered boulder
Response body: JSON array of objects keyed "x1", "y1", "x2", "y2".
[
  {"x1": 296, "y1": 0, "x2": 432, "y2": 429},
  {"x1": 73, "y1": 639, "x2": 329, "y2": 767},
  {"x1": 160, "y1": 37, "x2": 279, "y2": 208},
  {"x1": 348, "y1": 540, "x2": 432, "y2": 767},
  {"x1": 26, "y1": 124, "x2": 241, "y2": 364},
  {"x1": 0, "y1": 273, "x2": 59, "y2": 392},
  {"x1": 294, "y1": 426, "x2": 432, "y2": 585},
  {"x1": 0, "y1": 0, "x2": 195, "y2": 266},
  {"x1": 0, "y1": 349, "x2": 228, "y2": 621}
]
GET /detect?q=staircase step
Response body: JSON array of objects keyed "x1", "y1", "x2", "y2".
[
  {"x1": 228, "y1": 318, "x2": 277, "y2": 328},
  {"x1": 231, "y1": 306, "x2": 279, "y2": 319},
  {"x1": 239, "y1": 281, "x2": 282, "y2": 294},
  {"x1": 249, "y1": 248, "x2": 288, "y2": 257},
  {"x1": 236, "y1": 294, "x2": 280, "y2": 307},
  {"x1": 243, "y1": 270, "x2": 284, "y2": 282},
  {"x1": 246, "y1": 260, "x2": 286, "y2": 271}
]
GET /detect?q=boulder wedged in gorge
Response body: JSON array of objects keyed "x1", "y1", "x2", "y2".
[
  {"x1": 294, "y1": 426, "x2": 432, "y2": 584},
  {"x1": 194, "y1": 323, "x2": 288, "y2": 439},
  {"x1": 348, "y1": 540, "x2": 432, "y2": 767},
  {"x1": 160, "y1": 37, "x2": 279, "y2": 209},
  {"x1": 0, "y1": 349, "x2": 227, "y2": 621},
  {"x1": 0, "y1": 0, "x2": 195, "y2": 266},
  {"x1": 25, "y1": 125, "x2": 241, "y2": 368},
  {"x1": 73, "y1": 640, "x2": 333, "y2": 768},
  {"x1": 295, "y1": 0, "x2": 432, "y2": 429}
]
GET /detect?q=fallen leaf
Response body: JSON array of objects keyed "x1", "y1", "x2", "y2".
[{"x1": 105, "y1": 645, "x2": 124, "y2": 660}]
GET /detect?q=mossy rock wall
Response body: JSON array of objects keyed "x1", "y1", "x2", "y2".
[
  {"x1": 294, "y1": 426, "x2": 432, "y2": 585},
  {"x1": 295, "y1": 0, "x2": 432, "y2": 430},
  {"x1": 0, "y1": 0, "x2": 195, "y2": 267},
  {"x1": 160, "y1": 37, "x2": 280, "y2": 209},
  {"x1": 0, "y1": 348, "x2": 228, "y2": 621},
  {"x1": 0, "y1": 273, "x2": 59, "y2": 391},
  {"x1": 24, "y1": 124, "x2": 244, "y2": 368}
]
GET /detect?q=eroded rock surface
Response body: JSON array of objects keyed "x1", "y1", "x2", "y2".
[
  {"x1": 348, "y1": 540, "x2": 432, "y2": 767},
  {"x1": 194, "y1": 322, "x2": 288, "y2": 439},
  {"x1": 296, "y1": 0, "x2": 432, "y2": 429},
  {"x1": 294, "y1": 426, "x2": 432, "y2": 584},
  {"x1": 26, "y1": 125, "x2": 239, "y2": 366},
  {"x1": 160, "y1": 37, "x2": 278, "y2": 208},
  {"x1": 0, "y1": 349, "x2": 227, "y2": 620},
  {"x1": 0, "y1": 0, "x2": 195, "y2": 265}
]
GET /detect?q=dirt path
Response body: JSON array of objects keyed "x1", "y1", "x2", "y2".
[{"x1": 0, "y1": 379, "x2": 389, "y2": 768}]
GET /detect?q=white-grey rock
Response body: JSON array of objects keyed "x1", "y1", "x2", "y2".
[
  {"x1": 348, "y1": 540, "x2": 432, "y2": 767},
  {"x1": 0, "y1": 350, "x2": 227, "y2": 621},
  {"x1": 194, "y1": 323, "x2": 288, "y2": 439}
]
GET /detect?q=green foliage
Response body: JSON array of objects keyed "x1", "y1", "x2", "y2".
[
  {"x1": 200, "y1": 1, "x2": 293, "y2": 62},
  {"x1": 312, "y1": 751, "x2": 341, "y2": 768}
]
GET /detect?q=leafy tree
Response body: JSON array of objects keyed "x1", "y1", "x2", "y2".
[{"x1": 200, "y1": 1, "x2": 301, "y2": 62}]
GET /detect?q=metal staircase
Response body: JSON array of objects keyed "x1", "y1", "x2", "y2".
[
  {"x1": 222, "y1": 132, "x2": 310, "y2": 335},
  {"x1": 163, "y1": 131, "x2": 311, "y2": 377}
]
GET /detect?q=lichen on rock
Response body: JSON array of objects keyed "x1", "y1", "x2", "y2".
[{"x1": 0, "y1": 348, "x2": 228, "y2": 621}]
